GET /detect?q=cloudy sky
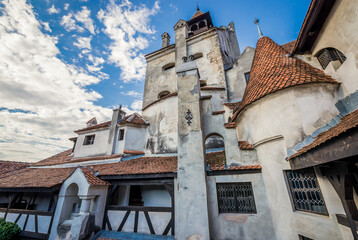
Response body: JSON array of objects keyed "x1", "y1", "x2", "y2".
[{"x1": 0, "y1": 0, "x2": 310, "y2": 162}]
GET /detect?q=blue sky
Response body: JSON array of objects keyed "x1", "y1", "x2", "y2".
[{"x1": 0, "y1": 0, "x2": 310, "y2": 162}]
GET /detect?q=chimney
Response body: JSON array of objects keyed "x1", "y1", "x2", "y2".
[
  {"x1": 161, "y1": 32, "x2": 170, "y2": 48},
  {"x1": 106, "y1": 106, "x2": 126, "y2": 155}
]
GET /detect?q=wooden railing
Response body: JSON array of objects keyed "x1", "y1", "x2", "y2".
[
  {"x1": 105, "y1": 205, "x2": 173, "y2": 236},
  {"x1": 0, "y1": 207, "x2": 55, "y2": 239}
]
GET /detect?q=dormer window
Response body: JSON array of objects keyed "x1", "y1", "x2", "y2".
[
  {"x1": 316, "y1": 48, "x2": 346, "y2": 70},
  {"x1": 83, "y1": 135, "x2": 95, "y2": 145},
  {"x1": 118, "y1": 129, "x2": 125, "y2": 141}
]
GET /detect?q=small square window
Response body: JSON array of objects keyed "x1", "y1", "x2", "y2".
[
  {"x1": 216, "y1": 182, "x2": 256, "y2": 214},
  {"x1": 83, "y1": 135, "x2": 95, "y2": 145},
  {"x1": 244, "y1": 72, "x2": 250, "y2": 83},
  {"x1": 286, "y1": 168, "x2": 328, "y2": 215},
  {"x1": 118, "y1": 129, "x2": 125, "y2": 141}
]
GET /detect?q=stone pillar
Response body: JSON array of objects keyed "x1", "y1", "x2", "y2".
[
  {"x1": 79, "y1": 196, "x2": 95, "y2": 213},
  {"x1": 175, "y1": 57, "x2": 211, "y2": 239},
  {"x1": 174, "y1": 19, "x2": 188, "y2": 64},
  {"x1": 161, "y1": 32, "x2": 170, "y2": 48}
]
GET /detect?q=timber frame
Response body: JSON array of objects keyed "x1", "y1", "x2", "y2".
[
  {"x1": 289, "y1": 128, "x2": 358, "y2": 239},
  {"x1": 0, "y1": 188, "x2": 59, "y2": 239},
  {"x1": 101, "y1": 174, "x2": 175, "y2": 236}
]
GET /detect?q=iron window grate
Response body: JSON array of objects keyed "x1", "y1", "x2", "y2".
[
  {"x1": 286, "y1": 168, "x2": 327, "y2": 215},
  {"x1": 216, "y1": 182, "x2": 256, "y2": 214}
]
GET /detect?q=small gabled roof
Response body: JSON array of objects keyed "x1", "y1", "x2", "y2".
[
  {"x1": 190, "y1": 10, "x2": 204, "y2": 20},
  {"x1": 119, "y1": 113, "x2": 147, "y2": 127},
  {"x1": 80, "y1": 167, "x2": 110, "y2": 186},
  {"x1": 74, "y1": 121, "x2": 111, "y2": 133},
  {"x1": 232, "y1": 37, "x2": 339, "y2": 121}
]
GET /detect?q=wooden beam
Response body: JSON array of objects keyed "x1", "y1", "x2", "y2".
[
  {"x1": 162, "y1": 218, "x2": 173, "y2": 235},
  {"x1": 117, "y1": 210, "x2": 131, "y2": 231},
  {"x1": 144, "y1": 211, "x2": 155, "y2": 234},
  {"x1": 108, "y1": 205, "x2": 171, "y2": 212},
  {"x1": 290, "y1": 129, "x2": 358, "y2": 170},
  {"x1": 105, "y1": 179, "x2": 174, "y2": 186},
  {"x1": 134, "y1": 211, "x2": 139, "y2": 233},
  {"x1": 0, "y1": 208, "x2": 53, "y2": 216},
  {"x1": 18, "y1": 231, "x2": 48, "y2": 239},
  {"x1": 207, "y1": 169, "x2": 261, "y2": 176},
  {"x1": 47, "y1": 193, "x2": 58, "y2": 235},
  {"x1": 100, "y1": 173, "x2": 176, "y2": 180}
]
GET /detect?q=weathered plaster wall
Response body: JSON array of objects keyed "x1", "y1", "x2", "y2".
[
  {"x1": 235, "y1": 84, "x2": 349, "y2": 239},
  {"x1": 74, "y1": 129, "x2": 110, "y2": 158},
  {"x1": 236, "y1": 84, "x2": 339, "y2": 149},
  {"x1": 207, "y1": 174, "x2": 276, "y2": 240},
  {"x1": 298, "y1": 0, "x2": 358, "y2": 98},
  {"x1": 187, "y1": 31, "x2": 226, "y2": 87},
  {"x1": 201, "y1": 98, "x2": 258, "y2": 166},
  {"x1": 142, "y1": 96, "x2": 178, "y2": 154},
  {"x1": 143, "y1": 49, "x2": 176, "y2": 108},
  {"x1": 124, "y1": 126, "x2": 146, "y2": 152},
  {"x1": 226, "y1": 46, "x2": 255, "y2": 102}
]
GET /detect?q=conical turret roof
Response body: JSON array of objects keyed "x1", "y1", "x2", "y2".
[{"x1": 232, "y1": 37, "x2": 339, "y2": 120}]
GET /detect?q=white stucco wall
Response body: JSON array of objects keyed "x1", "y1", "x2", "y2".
[
  {"x1": 124, "y1": 126, "x2": 146, "y2": 152},
  {"x1": 74, "y1": 129, "x2": 110, "y2": 158},
  {"x1": 207, "y1": 173, "x2": 276, "y2": 240}
]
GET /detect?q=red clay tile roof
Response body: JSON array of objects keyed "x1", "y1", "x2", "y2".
[
  {"x1": 201, "y1": 86, "x2": 226, "y2": 91},
  {"x1": 281, "y1": 40, "x2": 297, "y2": 53},
  {"x1": 119, "y1": 113, "x2": 147, "y2": 126},
  {"x1": 212, "y1": 110, "x2": 225, "y2": 115},
  {"x1": 238, "y1": 141, "x2": 254, "y2": 150},
  {"x1": 223, "y1": 102, "x2": 241, "y2": 110},
  {"x1": 75, "y1": 121, "x2": 111, "y2": 133},
  {"x1": 190, "y1": 10, "x2": 204, "y2": 20},
  {"x1": 209, "y1": 164, "x2": 262, "y2": 171},
  {"x1": 0, "y1": 161, "x2": 29, "y2": 175},
  {"x1": 232, "y1": 37, "x2": 339, "y2": 121},
  {"x1": 123, "y1": 150, "x2": 145, "y2": 155},
  {"x1": 224, "y1": 122, "x2": 236, "y2": 129},
  {"x1": 142, "y1": 92, "x2": 177, "y2": 111},
  {"x1": 31, "y1": 149, "x2": 122, "y2": 167},
  {"x1": 288, "y1": 109, "x2": 358, "y2": 160},
  {"x1": 0, "y1": 167, "x2": 75, "y2": 189},
  {"x1": 206, "y1": 151, "x2": 226, "y2": 166},
  {"x1": 93, "y1": 156, "x2": 178, "y2": 176},
  {"x1": 80, "y1": 167, "x2": 110, "y2": 186}
]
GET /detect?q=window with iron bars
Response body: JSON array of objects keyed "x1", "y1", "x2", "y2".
[
  {"x1": 316, "y1": 48, "x2": 346, "y2": 70},
  {"x1": 286, "y1": 168, "x2": 328, "y2": 215},
  {"x1": 216, "y1": 182, "x2": 256, "y2": 214}
]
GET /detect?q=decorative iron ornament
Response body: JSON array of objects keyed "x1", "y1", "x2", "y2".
[{"x1": 185, "y1": 109, "x2": 193, "y2": 125}]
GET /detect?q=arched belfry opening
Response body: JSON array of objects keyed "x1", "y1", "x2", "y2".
[{"x1": 187, "y1": 9, "x2": 213, "y2": 37}]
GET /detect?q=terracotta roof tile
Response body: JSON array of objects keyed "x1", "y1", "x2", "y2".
[
  {"x1": 0, "y1": 161, "x2": 29, "y2": 175},
  {"x1": 212, "y1": 110, "x2": 225, "y2": 115},
  {"x1": 119, "y1": 113, "x2": 147, "y2": 126},
  {"x1": 281, "y1": 40, "x2": 297, "y2": 53},
  {"x1": 74, "y1": 121, "x2": 111, "y2": 133},
  {"x1": 31, "y1": 149, "x2": 122, "y2": 166},
  {"x1": 206, "y1": 151, "x2": 226, "y2": 166},
  {"x1": 123, "y1": 150, "x2": 145, "y2": 155},
  {"x1": 80, "y1": 167, "x2": 110, "y2": 186},
  {"x1": 190, "y1": 10, "x2": 204, "y2": 20},
  {"x1": 288, "y1": 109, "x2": 358, "y2": 160},
  {"x1": 232, "y1": 37, "x2": 339, "y2": 121},
  {"x1": 238, "y1": 141, "x2": 254, "y2": 150},
  {"x1": 93, "y1": 156, "x2": 177, "y2": 176},
  {"x1": 142, "y1": 92, "x2": 177, "y2": 111},
  {"x1": 0, "y1": 167, "x2": 74, "y2": 189},
  {"x1": 224, "y1": 122, "x2": 236, "y2": 129},
  {"x1": 223, "y1": 102, "x2": 241, "y2": 110}
]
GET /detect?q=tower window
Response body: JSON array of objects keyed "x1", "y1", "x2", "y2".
[
  {"x1": 244, "y1": 72, "x2": 250, "y2": 83},
  {"x1": 83, "y1": 135, "x2": 95, "y2": 145},
  {"x1": 190, "y1": 24, "x2": 198, "y2": 31},
  {"x1": 198, "y1": 20, "x2": 206, "y2": 29},
  {"x1": 118, "y1": 129, "x2": 125, "y2": 141},
  {"x1": 162, "y1": 62, "x2": 175, "y2": 71},
  {"x1": 316, "y1": 48, "x2": 346, "y2": 70},
  {"x1": 216, "y1": 182, "x2": 256, "y2": 214},
  {"x1": 285, "y1": 168, "x2": 328, "y2": 215}
]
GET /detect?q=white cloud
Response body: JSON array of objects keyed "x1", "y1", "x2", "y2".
[
  {"x1": 41, "y1": 21, "x2": 52, "y2": 32},
  {"x1": 131, "y1": 100, "x2": 142, "y2": 112},
  {"x1": 0, "y1": 0, "x2": 112, "y2": 162},
  {"x1": 74, "y1": 7, "x2": 95, "y2": 35},
  {"x1": 61, "y1": 13, "x2": 85, "y2": 32},
  {"x1": 48, "y1": 4, "x2": 60, "y2": 14},
  {"x1": 73, "y1": 36, "x2": 92, "y2": 50},
  {"x1": 64, "y1": 3, "x2": 70, "y2": 10},
  {"x1": 98, "y1": 0, "x2": 159, "y2": 82},
  {"x1": 121, "y1": 90, "x2": 142, "y2": 98}
]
